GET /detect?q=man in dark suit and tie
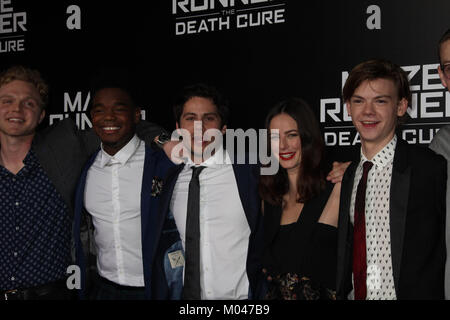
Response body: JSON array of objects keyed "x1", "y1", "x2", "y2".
[
  {"x1": 152, "y1": 83, "x2": 264, "y2": 300},
  {"x1": 336, "y1": 59, "x2": 447, "y2": 300}
]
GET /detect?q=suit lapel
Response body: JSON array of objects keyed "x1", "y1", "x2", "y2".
[
  {"x1": 232, "y1": 163, "x2": 258, "y2": 232},
  {"x1": 389, "y1": 139, "x2": 410, "y2": 293},
  {"x1": 141, "y1": 147, "x2": 157, "y2": 257},
  {"x1": 336, "y1": 159, "x2": 358, "y2": 295},
  {"x1": 150, "y1": 163, "x2": 185, "y2": 263},
  {"x1": 73, "y1": 149, "x2": 99, "y2": 297}
]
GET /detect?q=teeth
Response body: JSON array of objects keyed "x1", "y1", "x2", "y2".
[
  {"x1": 102, "y1": 127, "x2": 120, "y2": 130},
  {"x1": 280, "y1": 153, "x2": 295, "y2": 159},
  {"x1": 8, "y1": 118, "x2": 24, "y2": 122}
]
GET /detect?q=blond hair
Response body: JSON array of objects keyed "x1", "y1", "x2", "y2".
[{"x1": 0, "y1": 65, "x2": 49, "y2": 109}]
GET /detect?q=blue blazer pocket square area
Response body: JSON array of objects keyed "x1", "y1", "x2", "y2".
[{"x1": 151, "y1": 177, "x2": 163, "y2": 197}]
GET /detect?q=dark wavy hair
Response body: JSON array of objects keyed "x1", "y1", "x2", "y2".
[
  {"x1": 258, "y1": 98, "x2": 326, "y2": 206},
  {"x1": 173, "y1": 83, "x2": 229, "y2": 128}
]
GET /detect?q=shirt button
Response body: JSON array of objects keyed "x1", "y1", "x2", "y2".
[
  {"x1": 11, "y1": 276, "x2": 15, "y2": 281},
  {"x1": 13, "y1": 252, "x2": 17, "y2": 257},
  {"x1": 15, "y1": 202, "x2": 19, "y2": 206},
  {"x1": 15, "y1": 226, "x2": 19, "y2": 231}
]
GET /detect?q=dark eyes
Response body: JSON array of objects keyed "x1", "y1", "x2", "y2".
[{"x1": 184, "y1": 116, "x2": 218, "y2": 121}]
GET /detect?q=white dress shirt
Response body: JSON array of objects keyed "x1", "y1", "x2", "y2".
[
  {"x1": 350, "y1": 136, "x2": 397, "y2": 300},
  {"x1": 170, "y1": 148, "x2": 251, "y2": 299},
  {"x1": 84, "y1": 134, "x2": 145, "y2": 287}
]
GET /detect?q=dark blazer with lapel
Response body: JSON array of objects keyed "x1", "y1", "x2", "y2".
[
  {"x1": 152, "y1": 157, "x2": 265, "y2": 300},
  {"x1": 73, "y1": 145, "x2": 174, "y2": 299},
  {"x1": 32, "y1": 119, "x2": 164, "y2": 220},
  {"x1": 336, "y1": 137, "x2": 447, "y2": 299}
]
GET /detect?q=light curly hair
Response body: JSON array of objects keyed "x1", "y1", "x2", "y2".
[{"x1": 0, "y1": 65, "x2": 49, "y2": 109}]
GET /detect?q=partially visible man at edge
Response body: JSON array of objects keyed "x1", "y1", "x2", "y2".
[{"x1": 429, "y1": 28, "x2": 450, "y2": 299}]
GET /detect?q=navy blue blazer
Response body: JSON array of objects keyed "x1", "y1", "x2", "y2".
[
  {"x1": 73, "y1": 145, "x2": 173, "y2": 299},
  {"x1": 151, "y1": 158, "x2": 265, "y2": 300}
]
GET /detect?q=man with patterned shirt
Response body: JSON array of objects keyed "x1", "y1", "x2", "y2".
[
  {"x1": 0, "y1": 66, "x2": 164, "y2": 300},
  {"x1": 336, "y1": 59, "x2": 447, "y2": 299}
]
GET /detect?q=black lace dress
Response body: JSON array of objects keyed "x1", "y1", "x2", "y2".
[{"x1": 263, "y1": 183, "x2": 337, "y2": 300}]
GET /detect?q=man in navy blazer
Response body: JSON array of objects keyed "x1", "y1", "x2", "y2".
[
  {"x1": 73, "y1": 84, "x2": 173, "y2": 299},
  {"x1": 152, "y1": 83, "x2": 265, "y2": 300}
]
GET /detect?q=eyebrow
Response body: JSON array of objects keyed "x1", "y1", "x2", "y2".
[
  {"x1": 182, "y1": 112, "x2": 219, "y2": 117},
  {"x1": 351, "y1": 94, "x2": 392, "y2": 99},
  {"x1": 92, "y1": 100, "x2": 130, "y2": 107},
  {"x1": 0, "y1": 93, "x2": 40, "y2": 102}
]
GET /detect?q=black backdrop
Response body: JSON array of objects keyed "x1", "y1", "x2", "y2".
[{"x1": 1, "y1": 0, "x2": 450, "y2": 161}]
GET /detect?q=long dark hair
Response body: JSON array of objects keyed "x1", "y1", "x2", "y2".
[{"x1": 259, "y1": 98, "x2": 326, "y2": 206}]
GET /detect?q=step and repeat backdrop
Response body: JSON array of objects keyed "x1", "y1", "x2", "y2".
[{"x1": 1, "y1": 0, "x2": 449, "y2": 160}]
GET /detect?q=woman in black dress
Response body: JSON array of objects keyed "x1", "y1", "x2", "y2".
[{"x1": 259, "y1": 98, "x2": 341, "y2": 300}]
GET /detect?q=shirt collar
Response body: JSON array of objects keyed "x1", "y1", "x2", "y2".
[
  {"x1": 360, "y1": 135, "x2": 397, "y2": 171},
  {"x1": 0, "y1": 148, "x2": 39, "y2": 179},
  {"x1": 99, "y1": 134, "x2": 141, "y2": 168},
  {"x1": 184, "y1": 145, "x2": 231, "y2": 169}
]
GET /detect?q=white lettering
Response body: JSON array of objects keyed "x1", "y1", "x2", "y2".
[
  {"x1": 173, "y1": 0, "x2": 271, "y2": 14},
  {"x1": 320, "y1": 98, "x2": 342, "y2": 123},
  {"x1": 402, "y1": 65, "x2": 421, "y2": 91},
  {"x1": 0, "y1": 0, "x2": 13, "y2": 13},
  {"x1": 366, "y1": 5, "x2": 381, "y2": 30},
  {"x1": 66, "y1": 265, "x2": 81, "y2": 290},
  {"x1": 66, "y1": 5, "x2": 81, "y2": 30},
  {"x1": 175, "y1": 16, "x2": 230, "y2": 35},
  {"x1": 0, "y1": 38, "x2": 24, "y2": 52},
  {"x1": 422, "y1": 63, "x2": 445, "y2": 91},
  {"x1": 64, "y1": 92, "x2": 90, "y2": 113},
  {"x1": 420, "y1": 91, "x2": 443, "y2": 118}
]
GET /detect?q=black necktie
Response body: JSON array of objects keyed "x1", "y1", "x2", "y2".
[{"x1": 183, "y1": 165, "x2": 206, "y2": 300}]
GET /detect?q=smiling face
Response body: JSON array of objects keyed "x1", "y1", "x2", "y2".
[
  {"x1": 90, "y1": 87, "x2": 140, "y2": 155},
  {"x1": 0, "y1": 79, "x2": 45, "y2": 139},
  {"x1": 269, "y1": 113, "x2": 302, "y2": 173},
  {"x1": 176, "y1": 96, "x2": 226, "y2": 161},
  {"x1": 346, "y1": 78, "x2": 407, "y2": 158}
]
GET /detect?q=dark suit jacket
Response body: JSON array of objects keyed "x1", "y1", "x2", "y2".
[
  {"x1": 32, "y1": 119, "x2": 100, "y2": 219},
  {"x1": 73, "y1": 146, "x2": 174, "y2": 299},
  {"x1": 152, "y1": 158, "x2": 265, "y2": 300},
  {"x1": 336, "y1": 137, "x2": 447, "y2": 299},
  {"x1": 32, "y1": 118, "x2": 163, "y2": 219}
]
